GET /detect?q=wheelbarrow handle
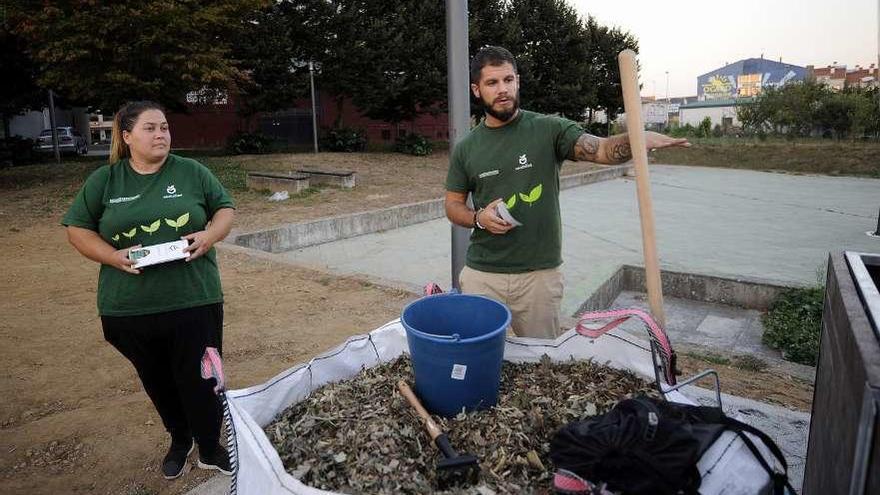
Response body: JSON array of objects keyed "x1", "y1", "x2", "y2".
[{"x1": 398, "y1": 380, "x2": 442, "y2": 441}]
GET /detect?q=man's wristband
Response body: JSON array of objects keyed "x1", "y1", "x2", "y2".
[{"x1": 474, "y1": 208, "x2": 485, "y2": 230}]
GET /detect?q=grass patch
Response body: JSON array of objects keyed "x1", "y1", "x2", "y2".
[
  {"x1": 731, "y1": 354, "x2": 769, "y2": 372},
  {"x1": 200, "y1": 157, "x2": 248, "y2": 192},
  {"x1": 654, "y1": 138, "x2": 880, "y2": 177},
  {"x1": 761, "y1": 286, "x2": 824, "y2": 366},
  {"x1": 684, "y1": 350, "x2": 730, "y2": 366}
]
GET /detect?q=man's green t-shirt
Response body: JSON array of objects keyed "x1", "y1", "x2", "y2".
[
  {"x1": 446, "y1": 110, "x2": 582, "y2": 273},
  {"x1": 62, "y1": 154, "x2": 235, "y2": 316}
]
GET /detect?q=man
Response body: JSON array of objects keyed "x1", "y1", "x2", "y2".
[{"x1": 445, "y1": 46, "x2": 689, "y2": 339}]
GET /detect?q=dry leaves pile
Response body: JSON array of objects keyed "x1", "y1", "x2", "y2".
[{"x1": 266, "y1": 355, "x2": 656, "y2": 494}]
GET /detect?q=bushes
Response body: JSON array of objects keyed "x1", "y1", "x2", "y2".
[
  {"x1": 320, "y1": 127, "x2": 366, "y2": 152},
  {"x1": 761, "y1": 286, "x2": 824, "y2": 366},
  {"x1": 227, "y1": 132, "x2": 274, "y2": 155},
  {"x1": 394, "y1": 133, "x2": 433, "y2": 156},
  {"x1": 0, "y1": 136, "x2": 38, "y2": 166}
]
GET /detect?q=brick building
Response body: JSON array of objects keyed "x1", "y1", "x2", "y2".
[{"x1": 166, "y1": 90, "x2": 448, "y2": 149}]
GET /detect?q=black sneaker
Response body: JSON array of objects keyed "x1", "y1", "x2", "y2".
[
  {"x1": 162, "y1": 437, "x2": 194, "y2": 480},
  {"x1": 197, "y1": 443, "x2": 233, "y2": 476}
]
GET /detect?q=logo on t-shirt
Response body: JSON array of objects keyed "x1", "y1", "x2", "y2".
[
  {"x1": 108, "y1": 194, "x2": 141, "y2": 204},
  {"x1": 515, "y1": 153, "x2": 533, "y2": 171},
  {"x1": 163, "y1": 184, "x2": 183, "y2": 200}
]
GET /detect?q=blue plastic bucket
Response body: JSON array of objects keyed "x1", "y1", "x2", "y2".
[{"x1": 401, "y1": 293, "x2": 511, "y2": 417}]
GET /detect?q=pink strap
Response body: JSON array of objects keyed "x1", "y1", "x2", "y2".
[
  {"x1": 423, "y1": 282, "x2": 443, "y2": 295},
  {"x1": 576, "y1": 308, "x2": 676, "y2": 384},
  {"x1": 200, "y1": 347, "x2": 225, "y2": 395}
]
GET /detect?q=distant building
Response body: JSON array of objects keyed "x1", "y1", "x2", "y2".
[
  {"x1": 697, "y1": 57, "x2": 806, "y2": 101},
  {"x1": 675, "y1": 57, "x2": 806, "y2": 129},
  {"x1": 633, "y1": 96, "x2": 697, "y2": 129},
  {"x1": 3, "y1": 107, "x2": 90, "y2": 142},
  {"x1": 679, "y1": 99, "x2": 743, "y2": 128},
  {"x1": 807, "y1": 63, "x2": 879, "y2": 90}
]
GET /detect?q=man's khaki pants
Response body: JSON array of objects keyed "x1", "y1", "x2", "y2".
[{"x1": 459, "y1": 265, "x2": 563, "y2": 339}]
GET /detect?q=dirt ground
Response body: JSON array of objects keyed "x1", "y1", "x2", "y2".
[
  {"x1": 0, "y1": 152, "x2": 813, "y2": 495},
  {"x1": 215, "y1": 151, "x2": 601, "y2": 232}
]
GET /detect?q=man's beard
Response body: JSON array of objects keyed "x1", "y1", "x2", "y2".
[{"x1": 482, "y1": 94, "x2": 519, "y2": 122}]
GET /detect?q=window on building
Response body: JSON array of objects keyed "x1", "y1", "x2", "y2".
[
  {"x1": 737, "y1": 73, "x2": 762, "y2": 97},
  {"x1": 381, "y1": 129, "x2": 391, "y2": 140}
]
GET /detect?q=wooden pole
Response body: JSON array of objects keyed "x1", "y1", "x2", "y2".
[{"x1": 618, "y1": 49, "x2": 666, "y2": 328}]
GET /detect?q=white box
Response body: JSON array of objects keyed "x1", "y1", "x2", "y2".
[{"x1": 129, "y1": 240, "x2": 190, "y2": 268}]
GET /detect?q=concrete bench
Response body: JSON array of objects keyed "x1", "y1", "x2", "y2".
[
  {"x1": 295, "y1": 168, "x2": 356, "y2": 189},
  {"x1": 246, "y1": 171, "x2": 310, "y2": 194}
]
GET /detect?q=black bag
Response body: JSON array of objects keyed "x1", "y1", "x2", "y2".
[{"x1": 550, "y1": 396, "x2": 796, "y2": 495}]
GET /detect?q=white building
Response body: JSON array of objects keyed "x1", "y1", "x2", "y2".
[
  {"x1": 4, "y1": 107, "x2": 91, "y2": 142},
  {"x1": 678, "y1": 99, "x2": 742, "y2": 128}
]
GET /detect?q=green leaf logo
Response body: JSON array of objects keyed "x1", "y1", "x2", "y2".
[
  {"x1": 506, "y1": 194, "x2": 517, "y2": 209},
  {"x1": 519, "y1": 184, "x2": 543, "y2": 206},
  {"x1": 122, "y1": 227, "x2": 137, "y2": 239},
  {"x1": 141, "y1": 219, "x2": 161, "y2": 235},
  {"x1": 112, "y1": 234, "x2": 120, "y2": 242},
  {"x1": 165, "y1": 212, "x2": 190, "y2": 231}
]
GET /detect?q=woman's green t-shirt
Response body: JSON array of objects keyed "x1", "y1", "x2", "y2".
[{"x1": 62, "y1": 154, "x2": 235, "y2": 316}]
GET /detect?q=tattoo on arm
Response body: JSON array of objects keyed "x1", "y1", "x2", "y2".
[
  {"x1": 607, "y1": 135, "x2": 632, "y2": 163},
  {"x1": 571, "y1": 133, "x2": 601, "y2": 162}
]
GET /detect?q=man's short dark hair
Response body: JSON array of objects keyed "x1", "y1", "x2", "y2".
[{"x1": 470, "y1": 46, "x2": 518, "y2": 84}]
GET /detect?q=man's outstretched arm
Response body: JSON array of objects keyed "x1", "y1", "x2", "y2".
[{"x1": 570, "y1": 131, "x2": 690, "y2": 165}]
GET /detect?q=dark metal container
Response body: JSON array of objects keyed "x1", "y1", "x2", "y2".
[{"x1": 804, "y1": 252, "x2": 880, "y2": 495}]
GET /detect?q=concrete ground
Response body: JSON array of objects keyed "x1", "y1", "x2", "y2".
[
  {"x1": 610, "y1": 290, "x2": 816, "y2": 382},
  {"x1": 193, "y1": 165, "x2": 878, "y2": 494},
  {"x1": 279, "y1": 164, "x2": 880, "y2": 316}
]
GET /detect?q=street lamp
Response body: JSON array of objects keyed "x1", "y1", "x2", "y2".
[
  {"x1": 665, "y1": 71, "x2": 670, "y2": 127},
  {"x1": 309, "y1": 61, "x2": 319, "y2": 154}
]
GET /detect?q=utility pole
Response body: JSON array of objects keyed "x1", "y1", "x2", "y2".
[
  {"x1": 447, "y1": 0, "x2": 470, "y2": 290},
  {"x1": 47, "y1": 90, "x2": 60, "y2": 164},
  {"x1": 309, "y1": 61, "x2": 319, "y2": 153}
]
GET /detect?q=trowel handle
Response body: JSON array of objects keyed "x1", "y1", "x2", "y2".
[{"x1": 398, "y1": 380, "x2": 442, "y2": 441}]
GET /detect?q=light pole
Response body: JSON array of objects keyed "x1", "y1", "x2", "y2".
[
  {"x1": 665, "y1": 71, "x2": 670, "y2": 127},
  {"x1": 47, "y1": 89, "x2": 60, "y2": 164},
  {"x1": 309, "y1": 61, "x2": 319, "y2": 153},
  {"x1": 447, "y1": 0, "x2": 470, "y2": 290}
]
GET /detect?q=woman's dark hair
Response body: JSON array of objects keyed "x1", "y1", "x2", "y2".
[
  {"x1": 109, "y1": 101, "x2": 166, "y2": 163},
  {"x1": 469, "y1": 46, "x2": 518, "y2": 84}
]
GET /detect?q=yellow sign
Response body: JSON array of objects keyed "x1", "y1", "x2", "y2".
[{"x1": 702, "y1": 75, "x2": 734, "y2": 99}]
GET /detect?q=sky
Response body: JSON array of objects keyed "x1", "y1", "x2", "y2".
[{"x1": 568, "y1": 0, "x2": 878, "y2": 98}]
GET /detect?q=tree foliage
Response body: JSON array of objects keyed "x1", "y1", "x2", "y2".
[
  {"x1": 328, "y1": 0, "x2": 447, "y2": 124},
  {"x1": 6, "y1": 0, "x2": 640, "y2": 129},
  {"x1": 230, "y1": 0, "x2": 638, "y2": 126},
  {"x1": 737, "y1": 81, "x2": 879, "y2": 139},
  {"x1": 233, "y1": 0, "x2": 335, "y2": 115},
  {"x1": 8, "y1": 0, "x2": 266, "y2": 112}
]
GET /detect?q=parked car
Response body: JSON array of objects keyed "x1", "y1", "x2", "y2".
[{"x1": 34, "y1": 127, "x2": 89, "y2": 155}]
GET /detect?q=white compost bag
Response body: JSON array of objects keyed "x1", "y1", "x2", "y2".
[{"x1": 227, "y1": 320, "x2": 777, "y2": 495}]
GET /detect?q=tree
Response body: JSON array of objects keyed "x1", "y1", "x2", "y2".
[
  {"x1": 8, "y1": 1, "x2": 266, "y2": 112},
  {"x1": 502, "y1": 0, "x2": 592, "y2": 120},
  {"x1": 315, "y1": 0, "x2": 447, "y2": 125},
  {"x1": 233, "y1": 0, "x2": 334, "y2": 116},
  {"x1": 582, "y1": 16, "x2": 638, "y2": 123},
  {"x1": 737, "y1": 80, "x2": 879, "y2": 140}
]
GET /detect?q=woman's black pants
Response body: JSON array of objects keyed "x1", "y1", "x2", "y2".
[{"x1": 102, "y1": 303, "x2": 224, "y2": 449}]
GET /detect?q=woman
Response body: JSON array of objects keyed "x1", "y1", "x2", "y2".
[{"x1": 63, "y1": 101, "x2": 235, "y2": 480}]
